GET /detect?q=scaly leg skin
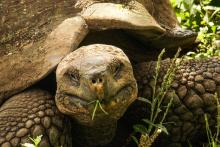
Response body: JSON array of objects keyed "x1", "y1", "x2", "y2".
[
  {"x1": 0, "y1": 89, "x2": 72, "y2": 147},
  {"x1": 132, "y1": 57, "x2": 220, "y2": 147}
]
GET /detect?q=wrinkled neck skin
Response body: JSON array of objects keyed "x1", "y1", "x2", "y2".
[{"x1": 71, "y1": 117, "x2": 117, "y2": 146}]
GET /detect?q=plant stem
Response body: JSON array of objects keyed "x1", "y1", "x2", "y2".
[{"x1": 92, "y1": 100, "x2": 99, "y2": 120}]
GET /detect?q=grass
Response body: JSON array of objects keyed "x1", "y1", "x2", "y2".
[
  {"x1": 88, "y1": 100, "x2": 108, "y2": 120},
  {"x1": 204, "y1": 93, "x2": 220, "y2": 147},
  {"x1": 132, "y1": 48, "x2": 181, "y2": 147}
]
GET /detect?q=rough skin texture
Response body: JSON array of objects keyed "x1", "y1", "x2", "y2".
[
  {"x1": 0, "y1": 89, "x2": 71, "y2": 147},
  {"x1": 133, "y1": 57, "x2": 220, "y2": 146},
  {"x1": 0, "y1": 44, "x2": 138, "y2": 147}
]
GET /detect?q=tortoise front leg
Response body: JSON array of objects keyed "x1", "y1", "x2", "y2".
[
  {"x1": 132, "y1": 57, "x2": 220, "y2": 146},
  {"x1": 0, "y1": 89, "x2": 72, "y2": 147}
]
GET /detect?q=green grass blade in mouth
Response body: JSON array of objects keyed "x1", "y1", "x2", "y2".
[
  {"x1": 91, "y1": 100, "x2": 108, "y2": 120},
  {"x1": 98, "y1": 101, "x2": 108, "y2": 115},
  {"x1": 92, "y1": 100, "x2": 99, "y2": 120}
]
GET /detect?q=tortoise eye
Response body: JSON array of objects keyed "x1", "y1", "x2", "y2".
[
  {"x1": 111, "y1": 59, "x2": 123, "y2": 80},
  {"x1": 68, "y1": 70, "x2": 80, "y2": 86}
]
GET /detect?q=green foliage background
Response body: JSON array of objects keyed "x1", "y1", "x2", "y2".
[{"x1": 170, "y1": 0, "x2": 220, "y2": 59}]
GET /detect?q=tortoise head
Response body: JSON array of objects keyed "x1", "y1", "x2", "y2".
[{"x1": 55, "y1": 44, "x2": 137, "y2": 126}]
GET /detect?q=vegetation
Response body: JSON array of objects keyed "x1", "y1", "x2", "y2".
[
  {"x1": 170, "y1": 0, "x2": 220, "y2": 59},
  {"x1": 21, "y1": 135, "x2": 43, "y2": 147},
  {"x1": 169, "y1": 0, "x2": 220, "y2": 147},
  {"x1": 203, "y1": 94, "x2": 220, "y2": 147},
  {"x1": 170, "y1": 1, "x2": 220, "y2": 146},
  {"x1": 132, "y1": 49, "x2": 181, "y2": 147},
  {"x1": 132, "y1": 1, "x2": 220, "y2": 146},
  {"x1": 88, "y1": 100, "x2": 108, "y2": 120}
]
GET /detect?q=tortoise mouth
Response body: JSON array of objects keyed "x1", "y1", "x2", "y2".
[
  {"x1": 57, "y1": 83, "x2": 137, "y2": 124},
  {"x1": 69, "y1": 84, "x2": 133, "y2": 107}
]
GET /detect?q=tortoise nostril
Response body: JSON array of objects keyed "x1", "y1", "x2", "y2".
[
  {"x1": 91, "y1": 77, "x2": 104, "y2": 84},
  {"x1": 92, "y1": 79, "x2": 96, "y2": 84}
]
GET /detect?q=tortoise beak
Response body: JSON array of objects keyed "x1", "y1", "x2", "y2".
[{"x1": 81, "y1": 1, "x2": 165, "y2": 34}]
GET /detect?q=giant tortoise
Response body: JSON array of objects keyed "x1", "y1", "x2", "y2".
[{"x1": 0, "y1": 0, "x2": 217, "y2": 147}]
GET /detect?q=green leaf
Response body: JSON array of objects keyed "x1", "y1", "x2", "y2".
[
  {"x1": 133, "y1": 124, "x2": 148, "y2": 134},
  {"x1": 212, "y1": 25, "x2": 217, "y2": 33},
  {"x1": 142, "y1": 119, "x2": 169, "y2": 135},
  {"x1": 183, "y1": 0, "x2": 194, "y2": 10},
  {"x1": 131, "y1": 135, "x2": 139, "y2": 145},
  {"x1": 204, "y1": 12, "x2": 209, "y2": 24},
  {"x1": 186, "y1": 51, "x2": 196, "y2": 56},
  {"x1": 33, "y1": 135, "x2": 43, "y2": 145},
  {"x1": 138, "y1": 97, "x2": 152, "y2": 105},
  {"x1": 158, "y1": 125, "x2": 169, "y2": 135},
  {"x1": 142, "y1": 119, "x2": 159, "y2": 128},
  {"x1": 21, "y1": 143, "x2": 35, "y2": 147},
  {"x1": 22, "y1": 135, "x2": 43, "y2": 147}
]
